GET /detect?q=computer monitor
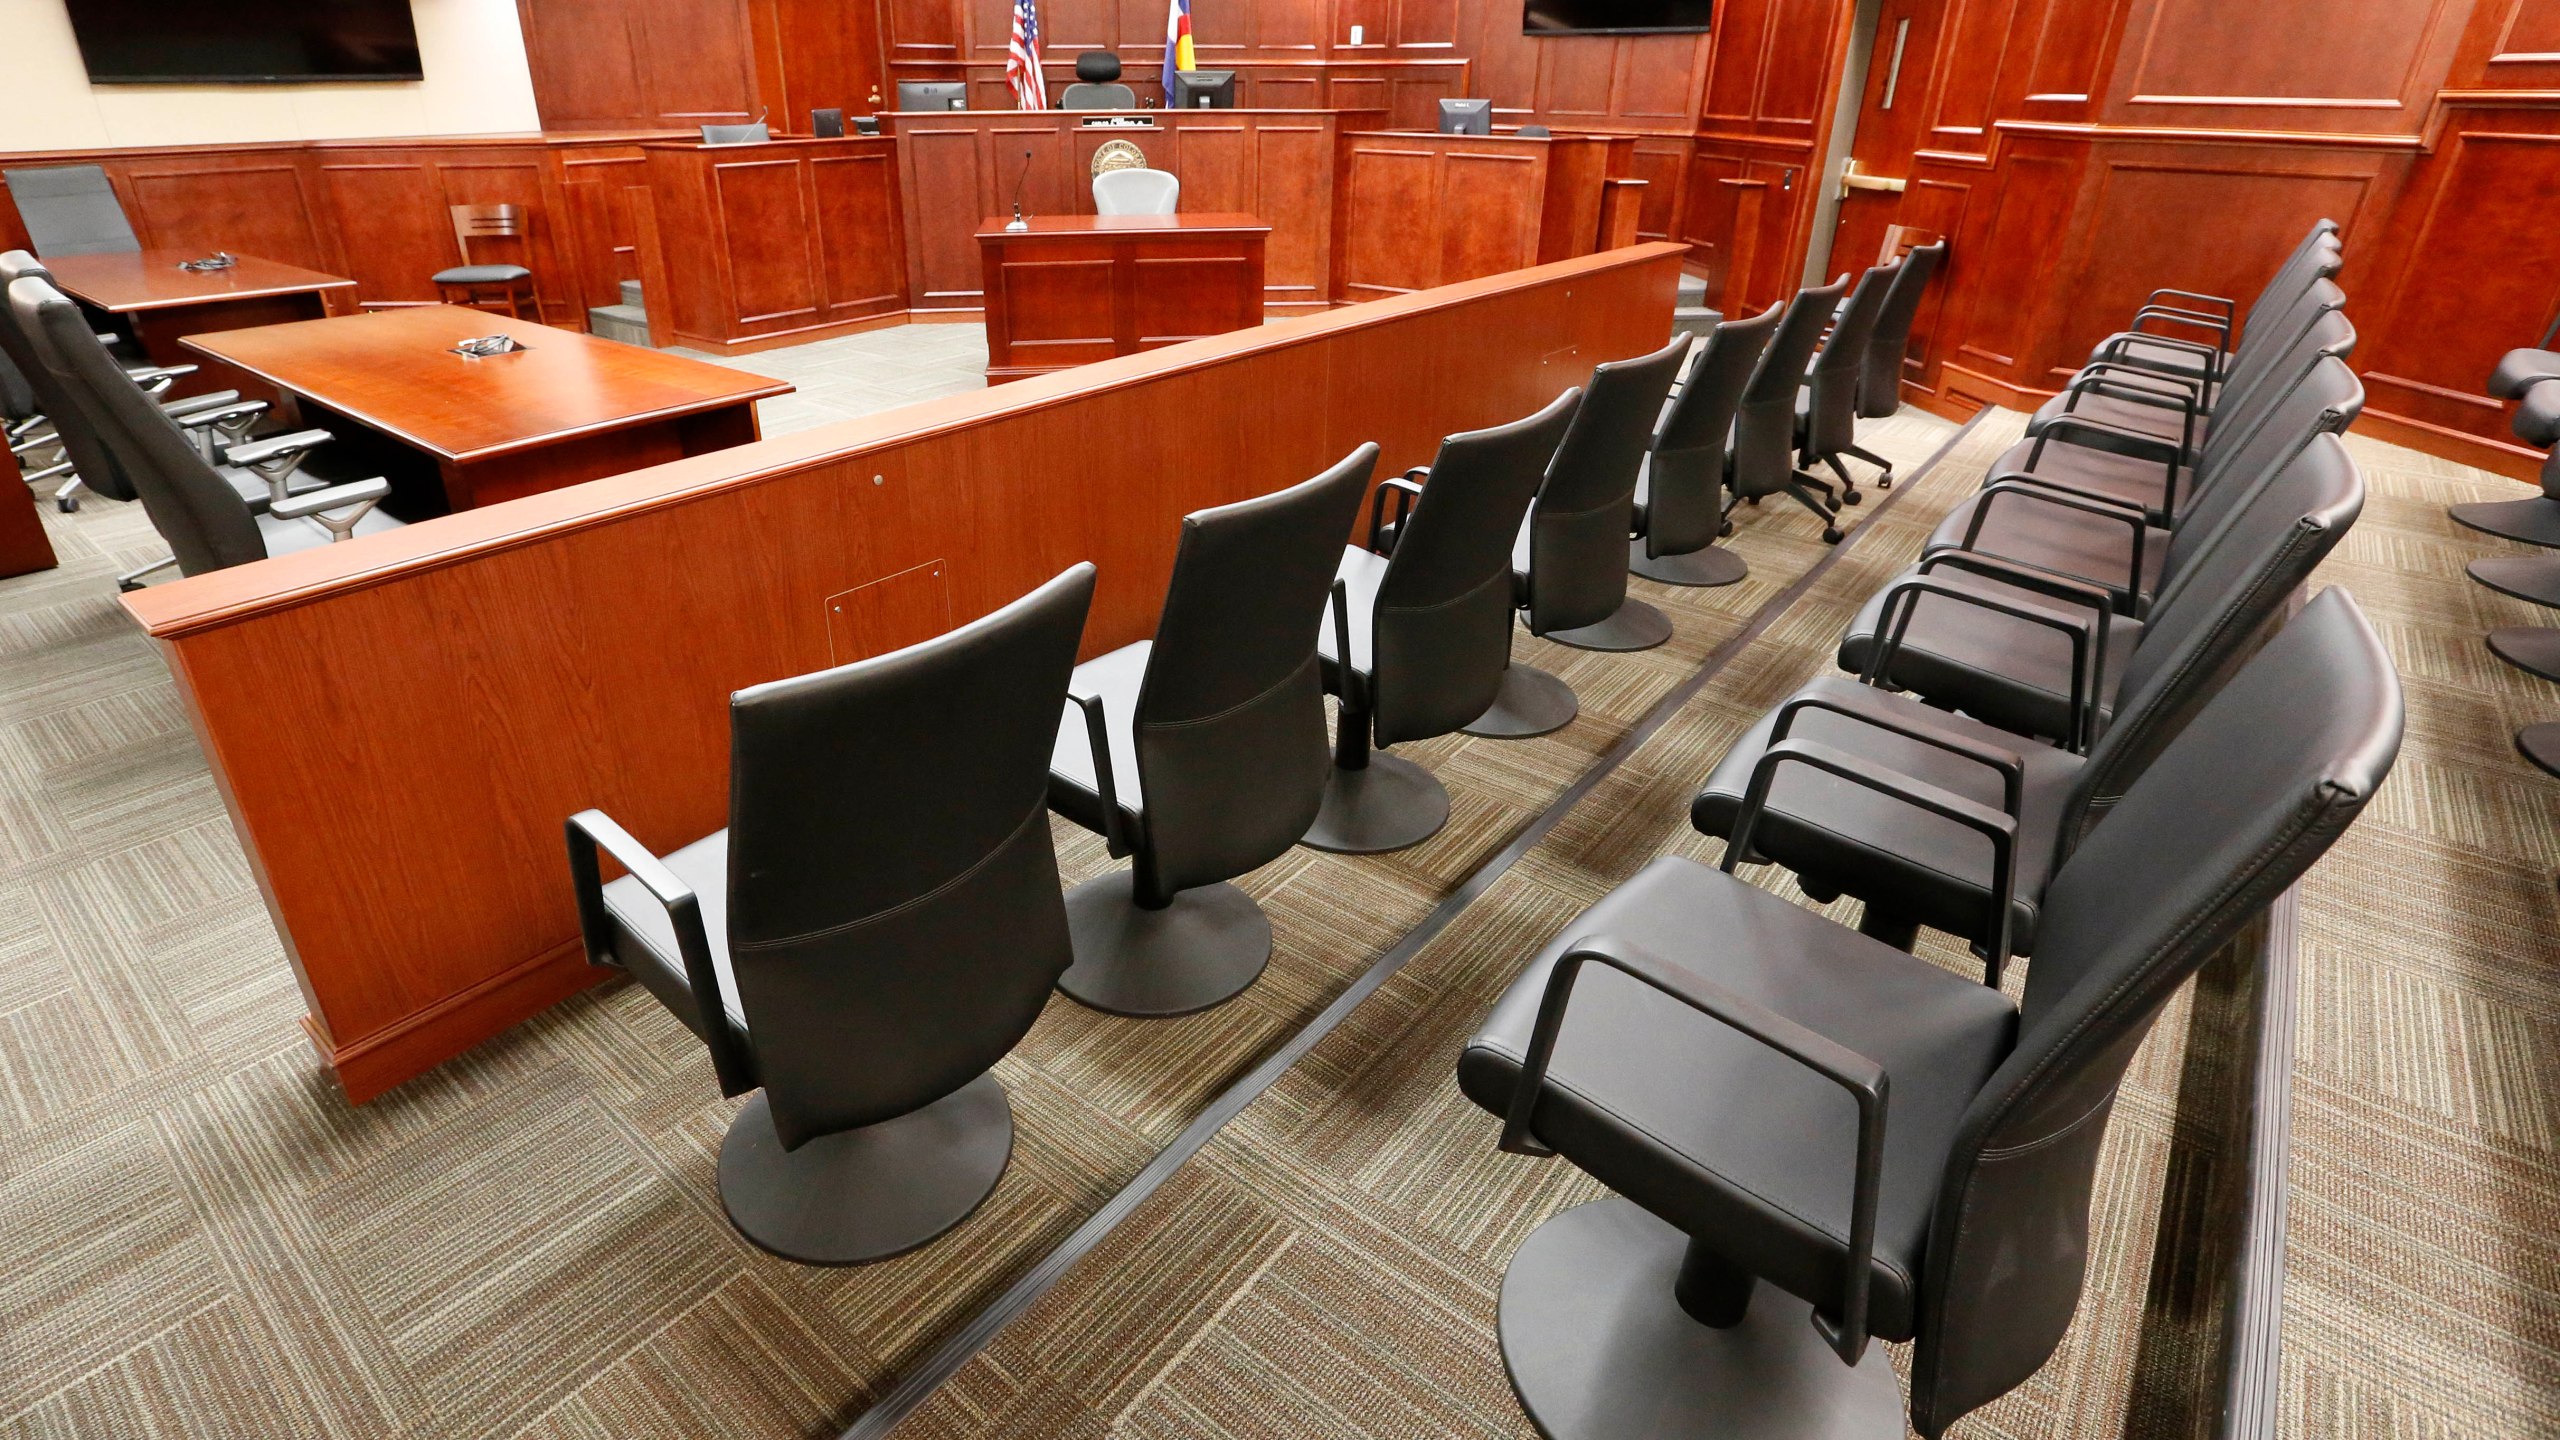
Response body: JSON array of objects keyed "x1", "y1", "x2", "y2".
[
  {"x1": 811, "y1": 108, "x2": 845, "y2": 138},
  {"x1": 1168, "y1": 69, "x2": 1237, "y2": 109},
  {"x1": 897, "y1": 82, "x2": 969, "y2": 112},
  {"x1": 1438, "y1": 99, "x2": 1493, "y2": 136},
  {"x1": 700, "y1": 122, "x2": 771, "y2": 146}
]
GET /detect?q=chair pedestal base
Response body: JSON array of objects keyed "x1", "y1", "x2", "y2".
[
  {"x1": 1059, "y1": 870, "x2": 1271, "y2": 1016},
  {"x1": 2489, "y1": 627, "x2": 2560, "y2": 683},
  {"x1": 1303, "y1": 751, "x2": 1451, "y2": 854},
  {"x1": 2521, "y1": 722, "x2": 2560, "y2": 780},
  {"x1": 1629, "y1": 537, "x2": 1748, "y2": 588},
  {"x1": 717, "y1": 1074, "x2": 1012, "y2": 1266},
  {"x1": 1542, "y1": 599, "x2": 1675, "y2": 653},
  {"x1": 2452, "y1": 496, "x2": 2560, "y2": 550},
  {"x1": 1462, "y1": 663, "x2": 1580, "y2": 738},
  {"x1": 2470, "y1": 555, "x2": 2560, "y2": 609},
  {"x1": 1500, "y1": 1199, "x2": 1902, "y2": 1440}
]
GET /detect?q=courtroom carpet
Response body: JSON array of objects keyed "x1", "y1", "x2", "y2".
[{"x1": 0, "y1": 371, "x2": 2548, "y2": 1440}]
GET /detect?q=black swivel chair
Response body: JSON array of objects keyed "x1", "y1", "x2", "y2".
[
  {"x1": 566, "y1": 565, "x2": 1096, "y2": 1265},
  {"x1": 1308, "y1": 391, "x2": 1581, "y2": 854},
  {"x1": 1729, "y1": 276, "x2": 1852, "y2": 543},
  {"x1": 1631, "y1": 302, "x2": 1782, "y2": 587},
  {"x1": 1061, "y1": 53, "x2": 1138, "y2": 109},
  {"x1": 1510, "y1": 336, "x2": 1692, "y2": 655},
  {"x1": 2473, "y1": 378, "x2": 2560, "y2": 687},
  {"x1": 1795, "y1": 261, "x2": 1897, "y2": 507},
  {"x1": 1459, "y1": 586, "x2": 2400, "y2": 1440},
  {"x1": 2450, "y1": 349, "x2": 2560, "y2": 549},
  {"x1": 1048, "y1": 446, "x2": 1376, "y2": 1015},
  {"x1": 1856, "y1": 239, "x2": 1946, "y2": 419},
  {"x1": 3, "y1": 165, "x2": 141, "y2": 256}
]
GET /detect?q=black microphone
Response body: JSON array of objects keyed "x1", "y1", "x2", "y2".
[{"x1": 1007, "y1": 147, "x2": 1034, "y2": 231}]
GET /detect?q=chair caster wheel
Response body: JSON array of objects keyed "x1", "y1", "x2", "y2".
[
  {"x1": 56, "y1": 496, "x2": 78, "y2": 513},
  {"x1": 1877, "y1": 475, "x2": 1894, "y2": 490},
  {"x1": 1719, "y1": 520, "x2": 1735, "y2": 538},
  {"x1": 116, "y1": 579, "x2": 141, "y2": 594},
  {"x1": 1822, "y1": 526, "x2": 1843, "y2": 544},
  {"x1": 1842, "y1": 490, "x2": 1863, "y2": 506}
]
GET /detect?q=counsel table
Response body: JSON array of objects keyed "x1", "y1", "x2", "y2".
[
  {"x1": 977, "y1": 213, "x2": 1270, "y2": 382},
  {"x1": 181, "y1": 306, "x2": 792, "y2": 512},
  {"x1": 43, "y1": 249, "x2": 358, "y2": 403}
]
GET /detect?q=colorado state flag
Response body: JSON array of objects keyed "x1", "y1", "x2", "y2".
[{"x1": 1161, "y1": 0, "x2": 1195, "y2": 98}]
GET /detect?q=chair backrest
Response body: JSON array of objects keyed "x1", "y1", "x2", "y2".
[
  {"x1": 1371, "y1": 388, "x2": 1582, "y2": 747},
  {"x1": 699, "y1": 122, "x2": 772, "y2": 145},
  {"x1": 2180, "y1": 284, "x2": 2349, "y2": 496},
  {"x1": 3, "y1": 165, "x2": 140, "y2": 257},
  {"x1": 2241, "y1": 219, "x2": 2342, "y2": 325},
  {"x1": 1516, "y1": 124, "x2": 1552, "y2": 138},
  {"x1": 1093, "y1": 168, "x2": 1180, "y2": 216},
  {"x1": 449, "y1": 204, "x2": 526, "y2": 264},
  {"x1": 1800, "y1": 261, "x2": 1896, "y2": 458},
  {"x1": 0, "y1": 251, "x2": 58, "y2": 427},
  {"x1": 1728, "y1": 276, "x2": 1847, "y2": 501},
  {"x1": 725, "y1": 564, "x2": 1095, "y2": 1147},
  {"x1": 1524, "y1": 336, "x2": 1689, "y2": 634},
  {"x1": 2, "y1": 256, "x2": 139, "y2": 507},
  {"x1": 1134, "y1": 444, "x2": 1377, "y2": 897},
  {"x1": 1911, "y1": 586, "x2": 2400, "y2": 1434},
  {"x1": 2069, "y1": 429, "x2": 2365, "y2": 831},
  {"x1": 2155, "y1": 349, "x2": 2363, "y2": 609},
  {"x1": 13, "y1": 274, "x2": 263, "y2": 573},
  {"x1": 1062, "y1": 82, "x2": 1140, "y2": 109},
  {"x1": 1645, "y1": 302, "x2": 1781, "y2": 556},
  {"x1": 1859, "y1": 239, "x2": 1946, "y2": 418},
  {"x1": 2210, "y1": 241, "x2": 2342, "y2": 414},
  {"x1": 1075, "y1": 51, "x2": 1123, "y2": 83},
  {"x1": 811, "y1": 108, "x2": 845, "y2": 138}
]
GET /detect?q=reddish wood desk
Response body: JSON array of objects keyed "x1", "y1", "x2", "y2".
[
  {"x1": 44, "y1": 249, "x2": 357, "y2": 403},
  {"x1": 977, "y1": 213, "x2": 1270, "y2": 382},
  {"x1": 182, "y1": 307, "x2": 792, "y2": 512}
]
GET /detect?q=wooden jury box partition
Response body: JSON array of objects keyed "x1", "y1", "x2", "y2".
[
  {"x1": 640, "y1": 135, "x2": 909, "y2": 355},
  {"x1": 118, "y1": 243, "x2": 1687, "y2": 1102},
  {"x1": 978, "y1": 214, "x2": 1271, "y2": 382},
  {"x1": 1336, "y1": 130, "x2": 1622, "y2": 303}
]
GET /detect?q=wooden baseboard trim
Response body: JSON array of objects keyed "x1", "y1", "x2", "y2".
[
  {"x1": 310, "y1": 939, "x2": 605, "y2": 1103},
  {"x1": 2353, "y1": 407, "x2": 2542, "y2": 483},
  {"x1": 669, "y1": 309, "x2": 913, "y2": 355}
]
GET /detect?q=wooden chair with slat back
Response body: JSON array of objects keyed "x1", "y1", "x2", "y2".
[{"x1": 433, "y1": 204, "x2": 537, "y2": 320}]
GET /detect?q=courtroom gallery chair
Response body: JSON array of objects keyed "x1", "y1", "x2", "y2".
[
  {"x1": 1630, "y1": 301, "x2": 1781, "y2": 587},
  {"x1": 1507, "y1": 335, "x2": 1691, "y2": 657},
  {"x1": 2077, "y1": 218, "x2": 2339, "y2": 395},
  {"x1": 1047, "y1": 445, "x2": 1375, "y2": 1015},
  {"x1": 2, "y1": 164, "x2": 141, "y2": 256},
  {"x1": 2465, "y1": 368, "x2": 2560, "y2": 683},
  {"x1": 14, "y1": 276, "x2": 400, "y2": 579},
  {"x1": 1728, "y1": 275, "x2": 1852, "y2": 544},
  {"x1": 2451, "y1": 348, "x2": 2560, "y2": 549},
  {"x1": 1836, "y1": 356, "x2": 2365, "y2": 751},
  {"x1": 1093, "y1": 168, "x2": 1180, "y2": 216},
  {"x1": 565, "y1": 565, "x2": 1096, "y2": 1265},
  {"x1": 1306, "y1": 391, "x2": 1581, "y2": 854},
  {"x1": 1857, "y1": 238, "x2": 1946, "y2": 420},
  {"x1": 1061, "y1": 52, "x2": 1138, "y2": 110},
  {"x1": 433, "y1": 204, "x2": 538, "y2": 319},
  {"x1": 1692, "y1": 429, "x2": 2364, "y2": 969},
  {"x1": 1794, "y1": 261, "x2": 1899, "y2": 506},
  {"x1": 1457, "y1": 585, "x2": 2400, "y2": 1440}
]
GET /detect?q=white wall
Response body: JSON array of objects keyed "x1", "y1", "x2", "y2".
[{"x1": 0, "y1": 0, "x2": 542, "y2": 152}]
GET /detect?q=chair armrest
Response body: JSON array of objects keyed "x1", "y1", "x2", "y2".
[
  {"x1": 1957, "y1": 481, "x2": 2150, "y2": 612},
  {"x1": 2143, "y1": 286, "x2": 2234, "y2": 316},
  {"x1": 1865, "y1": 574, "x2": 2100, "y2": 751},
  {"x1": 223, "y1": 427, "x2": 333, "y2": 469},
  {"x1": 1368, "y1": 475, "x2": 1424, "y2": 554},
  {"x1": 1915, "y1": 553, "x2": 2116, "y2": 740},
  {"x1": 2025, "y1": 418, "x2": 2185, "y2": 517},
  {"x1": 159, "y1": 389, "x2": 244, "y2": 418},
  {"x1": 1498, "y1": 929, "x2": 1893, "y2": 1363},
  {"x1": 1066, "y1": 691, "x2": 1132, "y2": 859},
  {"x1": 2073, "y1": 362, "x2": 2203, "y2": 400},
  {"x1": 269, "y1": 477, "x2": 388, "y2": 521},
  {"x1": 2127, "y1": 308, "x2": 2230, "y2": 349},
  {"x1": 562, "y1": 809, "x2": 754, "y2": 1096},
  {"x1": 175, "y1": 400, "x2": 268, "y2": 431},
  {"x1": 2059, "y1": 371, "x2": 2198, "y2": 458},
  {"x1": 1326, "y1": 575, "x2": 1362, "y2": 709},
  {"x1": 1767, "y1": 692, "x2": 2026, "y2": 817}
]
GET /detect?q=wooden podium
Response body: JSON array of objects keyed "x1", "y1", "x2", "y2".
[{"x1": 976, "y1": 213, "x2": 1270, "y2": 382}]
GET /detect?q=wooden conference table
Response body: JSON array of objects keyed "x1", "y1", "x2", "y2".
[
  {"x1": 977, "y1": 213, "x2": 1271, "y2": 382},
  {"x1": 182, "y1": 306, "x2": 792, "y2": 513},
  {"x1": 43, "y1": 248, "x2": 357, "y2": 403}
]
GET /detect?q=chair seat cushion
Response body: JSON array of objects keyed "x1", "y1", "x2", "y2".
[
  {"x1": 433, "y1": 263, "x2": 533, "y2": 286},
  {"x1": 1318, "y1": 544, "x2": 1386, "y2": 682},
  {"x1": 1048, "y1": 640, "x2": 1150, "y2": 835},
  {"x1": 1690, "y1": 675, "x2": 2083, "y2": 951},
  {"x1": 1988, "y1": 435, "x2": 2192, "y2": 520},
  {"x1": 601, "y1": 829, "x2": 748, "y2": 1036},
  {"x1": 2085, "y1": 332, "x2": 2214, "y2": 383},
  {"x1": 2026, "y1": 387, "x2": 2205, "y2": 460},
  {"x1": 1457, "y1": 855, "x2": 2018, "y2": 1342},
  {"x1": 1837, "y1": 566, "x2": 2143, "y2": 744},
  {"x1": 1931, "y1": 489, "x2": 2171, "y2": 605},
  {"x1": 254, "y1": 502, "x2": 406, "y2": 557}
]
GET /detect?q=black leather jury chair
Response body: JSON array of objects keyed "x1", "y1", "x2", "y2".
[
  {"x1": 1459, "y1": 586, "x2": 2400, "y2": 1440},
  {"x1": 2078, "y1": 219, "x2": 2339, "y2": 393},
  {"x1": 1308, "y1": 392, "x2": 1580, "y2": 854},
  {"x1": 566, "y1": 565, "x2": 1095, "y2": 1265},
  {"x1": 3, "y1": 165, "x2": 141, "y2": 256},
  {"x1": 1795, "y1": 261, "x2": 1897, "y2": 506},
  {"x1": 1693, "y1": 429, "x2": 2364, "y2": 968},
  {"x1": 1048, "y1": 446, "x2": 1375, "y2": 1015},
  {"x1": 1631, "y1": 302, "x2": 1781, "y2": 587},
  {"x1": 1857, "y1": 239, "x2": 1946, "y2": 419},
  {"x1": 1062, "y1": 53, "x2": 1137, "y2": 109},
  {"x1": 1730, "y1": 277, "x2": 1853, "y2": 543},
  {"x1": 1510, "y1": 336, "x2": 1691, "y2": 655}
]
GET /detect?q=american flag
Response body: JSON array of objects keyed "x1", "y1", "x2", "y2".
[{"x1": 1006, "y1": 0, "x2": 1048, "y2": 111}]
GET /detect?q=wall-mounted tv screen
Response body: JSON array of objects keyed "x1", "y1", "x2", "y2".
[
  {"x1": 1524, "y1": 0, "x2": 1713, "y2": 35},
  {"x1": 64, "y1": 0, "x2": 425, "y2": 84}
]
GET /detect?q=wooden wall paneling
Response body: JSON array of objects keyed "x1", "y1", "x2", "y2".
[
  {"x1": 1443, "y1": 149, "x2": 1546, "y2": 276},
  {"x1": 1612, "y1": 33, "x2": 1710, "y2": 122},
  {"x1": 763, "y1": 0, "x2": 888, "y2": 123},
  {"x1": 1256, "y1": 120, "x2": 1337, "y2": 308},
  {"x1": 1534, "y1": 35, "x2": 1622, "y2": 122},
  {"x1": 1938, "y1": 145, "x2": 2084, "y2": 399},
  {"x1": 2011, "y1": 0, "x2": 2124, "y2": 115},
  {"x1": 2458, "y1": 0, "x2": 2560, "y2": 88},
  {"x1": 516, "y1": 0, "x2": 652, "y2": 128},
  {"x1": 632, "y1": 0, "x2": 763, "y2": 122},
  {"x1": 1401, "y1": 0, "x2": 1465, "y2": 50},
  {"x1": 1892, "y1": 168, "x2": 1978, "y2": 398},
  {"x1": 1340, "y1": 141, "x2": 1443, "y2": 297},
  {"x1": 883, "y1": 0, "x2": 963, "y2": 65},
  {"x1": 1622, "y1": 137, "x2": 1692, "y2": 241},
  {"x1": 554, "y1": 147, "x2": 653, "y2": 318},
  {"x1": 314, "y1": 160, "x2": 455, "y2": 306},
  {"x1": 1754, "y1": 0, "x2": 1841, "y2": 144},
  {"x1": 1924, "y1": 0, "x2": 2015, "y2": 152},
  {"x1": 811, "y1": 150, "x2": 908, "y2": 317},
  {"x1": 119, "y1": 161, "x2": 332, "y2": 270},
  {"x1": 2107, "y1": 0, "x2": 2467, "y2": 135},
  {"x1": 1535, "y1": 138, "x2": 1610, "y2": 262},
  {"x1": 1701, "y1": 0, "x2": 1779, "y2": 130},
  {"x1": 899, "y1": 119, "x2": 996, "y2": 308}
]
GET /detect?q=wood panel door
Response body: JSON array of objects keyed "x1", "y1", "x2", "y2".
[{"x1": 1826, "y1": 0, "x2": 1948, "y2": 276}]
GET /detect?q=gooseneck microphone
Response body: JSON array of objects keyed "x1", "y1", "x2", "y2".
[{"x1": 1006, "y1": 147, "x2": 1034, "y2": 231}]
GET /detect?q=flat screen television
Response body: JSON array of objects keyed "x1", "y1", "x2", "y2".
[
  {"x1": 63, "y1": 0, "x2": 426, "y2": 84},
  {"x1": 1524, "y1": 0, "x2": 1713, "y2": 35}
]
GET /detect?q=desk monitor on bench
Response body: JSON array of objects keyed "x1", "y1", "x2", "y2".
[
  {"x1": 1168, "y1": 69, "x2": 1236, "y2": 109},
  {"x1": 898, "y1": 81, "x2": 969, "y2": 112},
  {"x1": 1438, "y1": 99, "x2": 1493, "y2": 135}
]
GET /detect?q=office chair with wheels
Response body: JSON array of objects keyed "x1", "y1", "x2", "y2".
[
  {"x1": 1061, "y1": 52, "x2": 1138, "y2": 109},
  {"x1": 1308, "y1": 390, "x2": 1581, "y2": 853},
  {"x1": 1509, "y1": 335, "x2": 1691, "y2": 656},
  {"x1": 433, "y1": 205, "x2": 537, "y2": 319},
  {"x1": 1092, "y1": 168, "x2": 1180, "y2": 216},
  {"x1": 1048, "y1": 445, "x2": 1375, "y2": 1015},
  {"x1": 1795, "y1": 261, "x2": 1897, "y2": 505},
  {"x1": 2, "y1": 165, "x2": 140, "y2": 257},
  {"x1": 567, "y1": 565, "x2": 1095, "y2": 1265},
  {"x1": 1729, "y1": 276, "x2": 1852, "y2": 543},
  {"x1": 1461, "y1": 586, "x2": 2399, "y2": 1440},
  {"x1": 1857, "y1": 238, "x2": 1945, "y2": 419},
  {"x1": 1631, "y1": 302, "x2": 1781, "y2": 587}
]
